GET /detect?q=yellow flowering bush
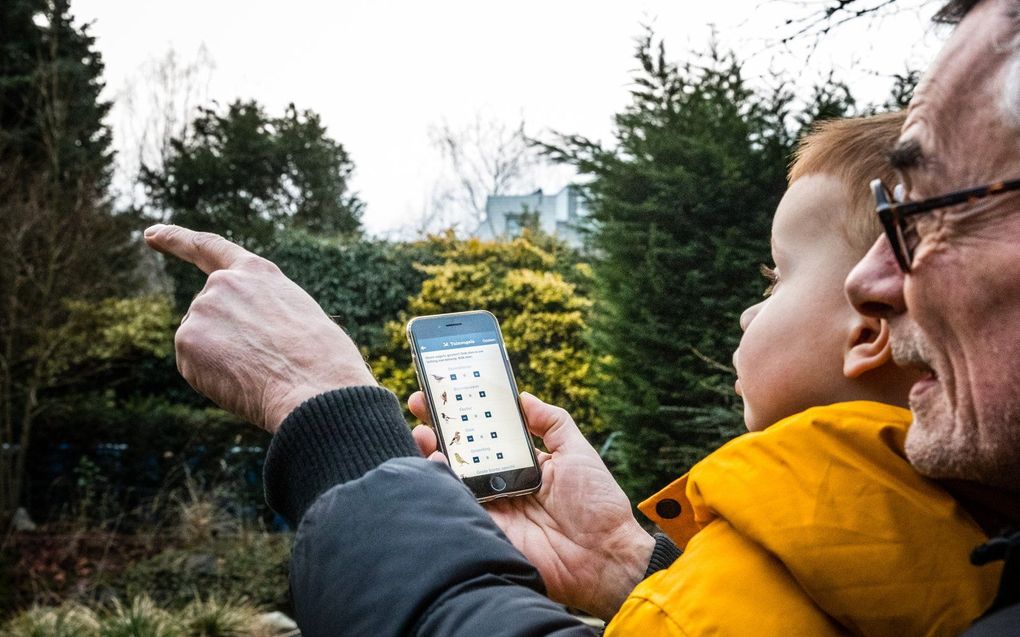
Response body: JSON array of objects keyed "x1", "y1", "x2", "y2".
[{"x1": 372, "y1": 233, "x2": 607, "y2": 438}]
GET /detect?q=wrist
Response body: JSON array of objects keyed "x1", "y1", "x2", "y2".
[
  {"x1": 266, "y1": 370, "x2": 378, "y2": 433},
  {"x1": 590, "y1": 527, "x2": 656, "y2": 621}
]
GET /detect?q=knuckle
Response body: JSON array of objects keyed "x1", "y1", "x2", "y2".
[
  {"x1": 175, "y1": 323, "x2": 199, "y2": 353},
  {"x1": 188, "y1": 290, "x2": 215, "y2": 315},
  {"x1": 552, "y1": 406, "x2": 571, "y2": 422},
  {"x1": 160, "y1": 225, "x2": 183, "y2": 243},
  {"x1": 191, "y1": 230, "x2": 226, "y2": 254},
  {"x1": 244, "y1": 255, "x2": 282, "y2": 276},
  {"x1": 205, "y1": 269, "x2": 236, "y2": 290}
]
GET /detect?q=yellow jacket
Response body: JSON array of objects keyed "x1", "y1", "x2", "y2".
[{"x1": 605, "y1": 401, "x2": 1001, "y2": 637}]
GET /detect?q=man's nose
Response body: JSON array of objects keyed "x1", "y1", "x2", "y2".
[{"x1": 845, "y1": 236, "x2": 906, "y2": 319}]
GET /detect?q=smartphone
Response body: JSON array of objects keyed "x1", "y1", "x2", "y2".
[{"x1": 406, "y1": 310, "x2": 542, "y2": 502}]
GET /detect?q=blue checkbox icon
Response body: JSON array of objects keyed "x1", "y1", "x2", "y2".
[
  {"x1": 484, "y1": 411, "x2": 492, "y2": 418},
  {"x1": 496, "y1": 452, "x2": 503, "y2": 460},
  {"x1": 450, "y1": 374, "x2": 458, "y2": 380},
  {"x1": 473, "y1": 371, "x2": 480, "y2": 377},
  {"x1": 478, "y1": 391, "x2": 486, "y2": 398},
  {"x1": 461, "y1": 415, "x2": 468, "y2": 422}
]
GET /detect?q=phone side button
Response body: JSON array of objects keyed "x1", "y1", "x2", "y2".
[{"x1": 489, "y1": 475, "x2": 507, "y2": 492}]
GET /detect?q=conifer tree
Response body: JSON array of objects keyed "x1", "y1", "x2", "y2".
[
  {"x1": 541, "y1": 35, "x2": 794, "y2": 498},
  {"x1": 0, "y1": 0, "x2": 138, "y2": 517}
]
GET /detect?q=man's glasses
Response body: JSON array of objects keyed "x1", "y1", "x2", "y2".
[{"x1": 871, "y1": 177, "x2": 1020, "y2": 272}]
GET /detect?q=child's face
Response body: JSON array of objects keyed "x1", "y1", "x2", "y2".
[{"x1": 734, "y1": 174, "x2": 865, "y2": 432}]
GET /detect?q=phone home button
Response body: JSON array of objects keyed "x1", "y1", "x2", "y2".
[{"x1": 489, "y1": 475, "x2": 507, "y2": 492}]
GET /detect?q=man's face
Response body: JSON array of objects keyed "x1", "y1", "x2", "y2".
[{"x1": 846, "y1": 0, "x2": 1020, "y2": 489}]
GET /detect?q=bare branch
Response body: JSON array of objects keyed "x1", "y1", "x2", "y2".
[{"x1": 425, "y1": 111, "x2": 544, "y2": 235}]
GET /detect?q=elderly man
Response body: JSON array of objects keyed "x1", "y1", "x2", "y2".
[
  {"x1": 845, "y1": 0, "x2": 1020, "y2": 632},
  {"x1": 145, "y1": 0, "x2": 1020, "y2": 634}
]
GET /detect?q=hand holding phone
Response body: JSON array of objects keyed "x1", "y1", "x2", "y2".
[
  {"x1": 407, "y1": 310, "x2": 542, "y2": 501},
  {"x1": 407, "y1": 390, "x2": 654, "y2": 621}
]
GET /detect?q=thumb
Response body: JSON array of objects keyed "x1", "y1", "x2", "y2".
[
  {"x1": 519, "y1": 392, "x2": 593, "y2": 455},
  {"x1": 144, "y1": 224, "x2": 254, "y2": 274}
]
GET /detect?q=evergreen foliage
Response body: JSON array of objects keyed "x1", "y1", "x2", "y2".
[
  {"x1": 0, "y1": 0, "x2": 140, "y2": 517},
  {"x1": 540, "y1": 35, "x2": 799, "y2": 498},
  {"x1": 141, "y1": 100, "x2": 366, "y2": 309},
  {"x1": 142, "y1": 100, "x2": 364, "y2": 244},
  {"x1": 263, "y1": 229, "x2": 436, "y2": 351},
  {"x1": 0, "y1": 0, "x2": 114, "y2": 189}
]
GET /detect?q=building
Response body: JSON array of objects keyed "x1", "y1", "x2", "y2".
[{"x1": 476, "y1": 185, "x2": 589, "y2": 248}]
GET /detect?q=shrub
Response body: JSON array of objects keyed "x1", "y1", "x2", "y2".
[
  {"x1": 26, "y1": 397, "x2": 267, "y2": 526},
  {"x1": 98, "y1": 596, "x2": 179, "y2": 637},
  {"x1": 4, "y1": 602, "x2": 100, "y2": 637},
  {"x1": 180, "y1": 597, "x2": 261, "y2": 637},
  {"x1": 108, "y1": 532, "x2": 292, "y2": 612},
  {"x1": 372, "y1": 233, "x2": 607, "y2": 440},
  {"x1": 264, "y1": 229, "x2": 437, "y2": 351},
  {"x1": 3, "y1": 596, "x2": 269, "y2": 637}
]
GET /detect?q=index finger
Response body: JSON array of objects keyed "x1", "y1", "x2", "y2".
[{"x1": 144, "y1": 224, "x2": 253, "y2": 274}]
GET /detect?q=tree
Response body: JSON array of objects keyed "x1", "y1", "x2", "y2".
[
  {"x1": 795, "y1": 73, "x2": 858, "y2": 130},
  {"x1": 372, "y1": 233, "x2": 606, "y2": 439},
  {"x1": 881, "y1": 68, "x2": 920, "y2": 110},
  {"x1": 773, "y1": 0, "x2": 910, "y2": 46},
  {"x1": 0, "y1": 0, "x2": 113, "y2": 187},
  {"x1": 143, "y1": 100, "x2": 364, "y2": 243},
  {"x1": 114, "y1": 46, "x2": 215, "y2": 210},
  {"x1": 142, "y1": 99, "x2": 365, "y2": 307},
  {"x1": 539, "y1": 34, "x2": 795, "y2": 499},
  {"x1": 421, "y1": 113, "x2": 545, "y2": 235},
  {"x1": 0, "y1": 0, "x2": 141, "y2": 518}
]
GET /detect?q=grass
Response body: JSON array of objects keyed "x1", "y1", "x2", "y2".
[{"x1": 3, "y1": 596, "x2": 272, "y2": 637}]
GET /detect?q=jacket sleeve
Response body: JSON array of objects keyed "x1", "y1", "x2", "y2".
[
  {"x1": 264, "y1": 387, "x2": 594, "y2": 637},
  {"x1": 960, "y1": 604, "x2": 1020, "y2": 636}
]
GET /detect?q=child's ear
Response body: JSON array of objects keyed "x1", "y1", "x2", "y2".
[{"x1": 843, "y1": 316, "x2": 892, "y2": 379}]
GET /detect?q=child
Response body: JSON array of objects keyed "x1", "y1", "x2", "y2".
[{"x1": 609, "y1": 112, "x2": 1002, "y2": 636}]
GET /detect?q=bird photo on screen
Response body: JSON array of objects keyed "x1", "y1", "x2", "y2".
[
  {"x1": 441, "y1": 412, "x2": 452, "y2": 422},
  {"x1": 449, "y1": 431, "x2": 461, "y2": 445},
  {"x1": 454, "y1": 452, "x2": 469, "y2": 466},
  {"x1": 431, "y1": 374, "x2": 445, "y2": 382},
  {"x1": 441, "y1": 391, "x2": 448, "y2": 404}
]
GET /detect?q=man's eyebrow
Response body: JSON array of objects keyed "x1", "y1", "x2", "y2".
[{"x1": 888, "y1": 139, "x2": 925, "y2": 171}]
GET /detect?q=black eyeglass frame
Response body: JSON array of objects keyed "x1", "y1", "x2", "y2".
[{"x1": 871, "y1": 177, "x2": 1020, "y2": 272}]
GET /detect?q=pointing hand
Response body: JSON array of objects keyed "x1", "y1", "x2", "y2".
[{"x1": 144, "y1": 224, "x2": 375, "y2": 432}]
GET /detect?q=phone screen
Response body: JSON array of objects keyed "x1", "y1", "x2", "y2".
[{"x1": 414, "y1": 330, "x2": 534, "y2": 479}]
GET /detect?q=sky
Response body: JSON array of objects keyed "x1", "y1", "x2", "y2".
[{"x1": 73, "y1": 0, "x2": 950, "y2": 237}]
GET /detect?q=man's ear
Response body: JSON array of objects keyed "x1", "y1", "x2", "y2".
[{"x1": 844, "y1": 316, "x2": 892, "y2": 379}]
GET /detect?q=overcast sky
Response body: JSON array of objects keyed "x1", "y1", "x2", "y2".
[{"x1": 74, "y1": 0, "x2": 948, "y2": 236}]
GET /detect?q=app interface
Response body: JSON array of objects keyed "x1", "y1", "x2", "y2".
[{"x1": 416, "y1": 330, "x2": 533, "y2": 479}]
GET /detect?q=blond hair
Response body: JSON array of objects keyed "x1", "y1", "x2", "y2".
[{"x1": 789, "y1": 111, "x2": 906, "y2": 252}]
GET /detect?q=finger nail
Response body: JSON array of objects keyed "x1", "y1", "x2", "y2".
[{"x1": 144, "y1": 224, "x2": 166, "y2": 238}]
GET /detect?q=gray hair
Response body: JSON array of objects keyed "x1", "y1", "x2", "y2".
[
  {"x1": 1002, "y1": 36, "x2": 1020, "y2": 129},
  {"x1": 944, "y1": 0, "x2": 1020, "y2": 129}
]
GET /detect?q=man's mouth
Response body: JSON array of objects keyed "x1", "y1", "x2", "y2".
[{"x1": 907, "y1": 362, "x2": 939, "y2": 401}]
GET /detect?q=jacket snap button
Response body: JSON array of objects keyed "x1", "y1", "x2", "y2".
[{"x1": 655, "y1": 498, "x2": 681, "y2": 519}]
